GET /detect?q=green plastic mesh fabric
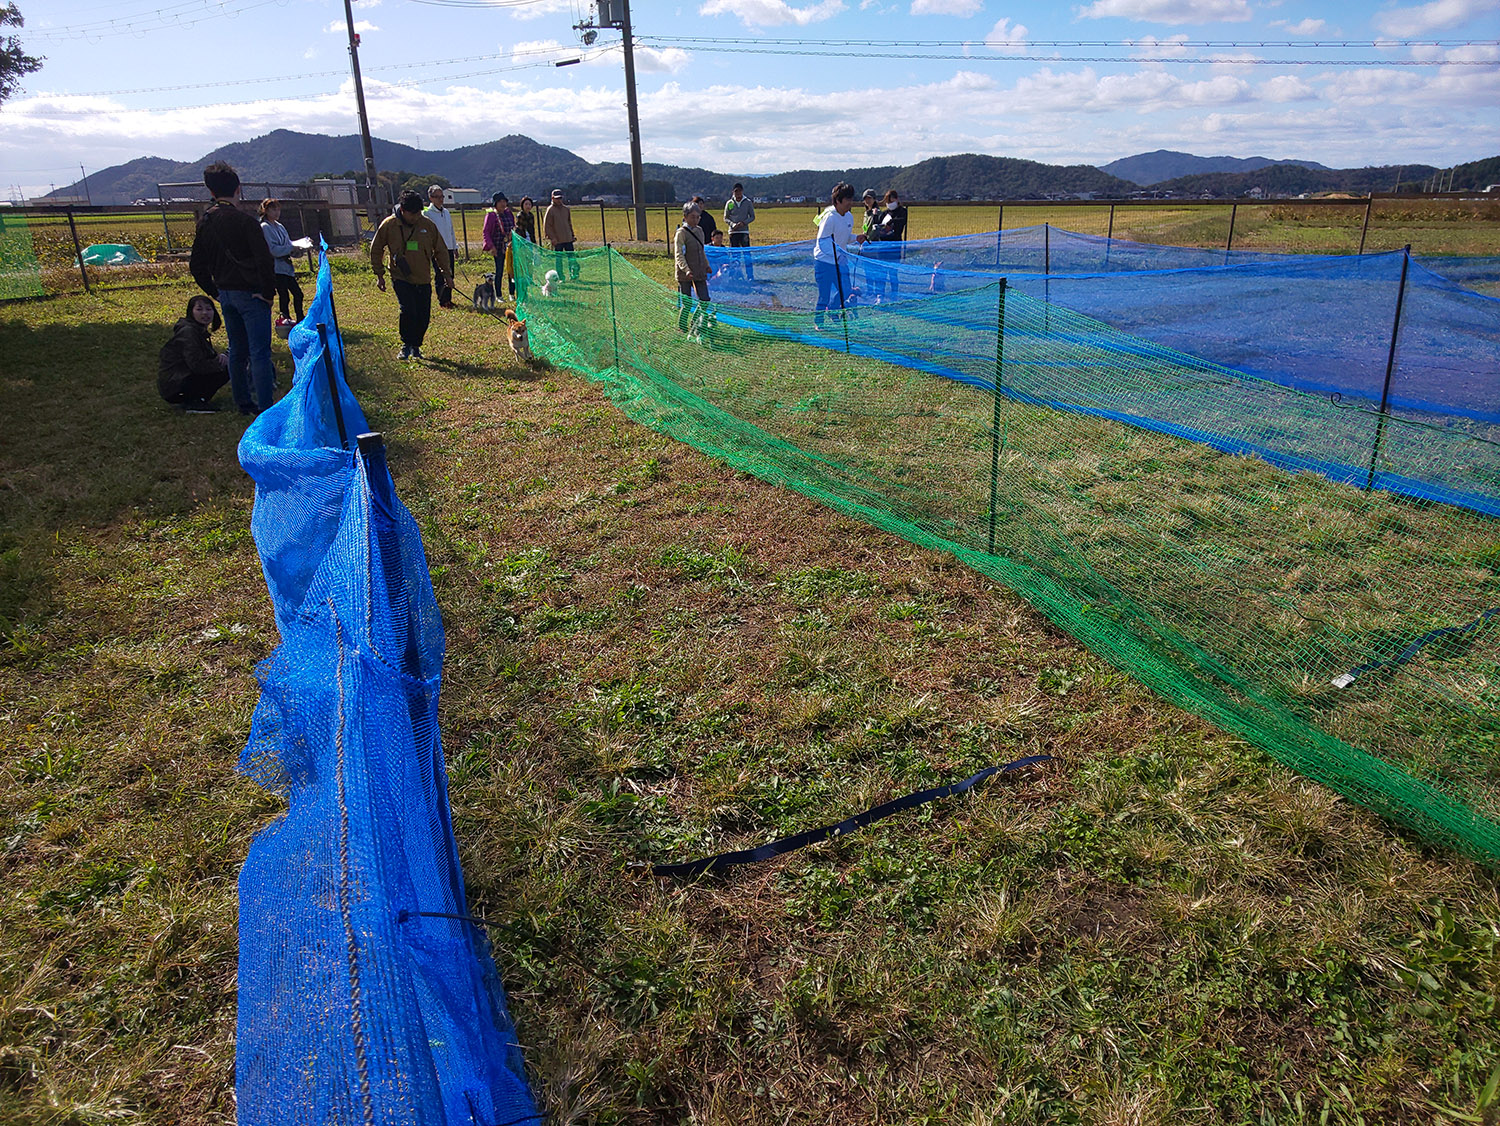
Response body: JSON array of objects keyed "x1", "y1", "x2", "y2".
[
  {"x1": 513, "y1": 238, "x2": 1500, "y2": 866},
  {"x1": 0, "y1": 211, "x2": 44, "y2": 300}
]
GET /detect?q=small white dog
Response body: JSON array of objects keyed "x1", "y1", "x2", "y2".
[{"x1": 540, "y1": 269, "x2": 560, "y2": 298}]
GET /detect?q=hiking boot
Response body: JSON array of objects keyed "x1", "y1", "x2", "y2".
[
  {"x1": 397, "y1": 344, "x2": 411, "y2": 360},
  {"x1": 410, "y1": 346, "x2": 424, "y2": 360}
]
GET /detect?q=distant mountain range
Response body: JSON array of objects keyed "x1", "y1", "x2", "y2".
[
  {"x1": 47, "y1": 130, "x2": 1494, "y2": 205},
  {"x1": 1100, "y1": 149, "x2": 1330, "y2": 185}
]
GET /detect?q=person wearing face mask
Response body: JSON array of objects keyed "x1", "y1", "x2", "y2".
[
  {"x1": 875, "y1": 189, "x2": 908, "y2": 297},
  {"x1": 812, "y1": 181, "x2": 865, "y2": 330},
  {"x1": 858, "y1": 188, "x2": 889, "y2": 302}
]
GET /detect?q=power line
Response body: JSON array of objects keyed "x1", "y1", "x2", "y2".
[
  {"x1": 648, "y1": 35, "x2": 1499, "y2": 49},
  {"x1": 15, "y1": 47, "x2": 580, "y2": 98},
  {"x1": 7, "y1": 48, "x2": 617, "y2": 117},
  {"x1": 637, "y1": 37, "x2": 1500, "y2": 65},
  {"x1": 27, "y1": 0, "x2": 292, "y2": 41}
]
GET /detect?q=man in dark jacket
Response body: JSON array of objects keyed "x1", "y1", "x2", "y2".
[
  {"x1": 188, "y1": 161, "x2": 277, "y2": 415},
  {"x1": 691, "y1": 196, "x2": 718, "y2": 243}
]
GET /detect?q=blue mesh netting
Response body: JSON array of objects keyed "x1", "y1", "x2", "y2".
[
  {"x1": 235, "y1": 252, "x2": 536, "y2": 1125},
  {"x1": 704, "y1": 229, "x2": 1500, "y2": 429}
]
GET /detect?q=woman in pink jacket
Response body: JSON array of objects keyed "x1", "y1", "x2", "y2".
[{"x1": 481, "y1": 192, "x2": 517, "y2": 297}]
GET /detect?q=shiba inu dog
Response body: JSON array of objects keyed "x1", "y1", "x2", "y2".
[{"x1": 504, "y1": 309, "x2": 532, "y2": 363}]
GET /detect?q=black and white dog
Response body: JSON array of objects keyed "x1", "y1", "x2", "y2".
[{"x1": 472, "y1": 272, "x2": 497, "y2": 313}]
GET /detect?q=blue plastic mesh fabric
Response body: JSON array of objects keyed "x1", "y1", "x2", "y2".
[
  {"x1": 703, "y1": 232, "x2": 1500, "y2": 430},
  {"x1": 235, "y1": 252, "x2": 536, "y2": 1126}
]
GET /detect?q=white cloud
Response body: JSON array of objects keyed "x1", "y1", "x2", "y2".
[
  {"x1": 303, "y1": 47, "x2": 319, "y2": 60},
  {"x1": 1374, "y1": 0, "x2": 1500, "y2": 36},
  {"x1": 1259, "y1": 74, "x2": 1316, "y2": 101},
  {"x1": 633, "y1": 46, "x2": 692, "y2": 73},
  {"x1": 698, "y1": 0, "x2": 846, "y2": 27},
  {"x1": 507, "y1": 0, "x2": 580, "y2": 19},
  {"x1": 325, "y1": 19, "x2": 379, "y2": 34},
  {"x1": 1077, "y1": 0, "x2": 1252, "y2": 23},
  {"x1": 1128, "y1": 34, "x2": 1192, "y2": 58},
  {"x1": 1271, "y1": 17, "x2": 1325, "y2": 34},
  {"x1": 911, "y1": 0, "x2": 983, "y2": 15},
  {"x1": 984, "y1": 17, "x2": 1030, "y2": 52}
]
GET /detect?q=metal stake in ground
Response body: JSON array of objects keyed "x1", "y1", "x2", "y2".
[
  {"x1": 65, "y1": 207, "x2": 90, "y2": 293},
  {"x1": 830, "y1": 238, "x2": 851, "y2": 355},
  {"x1": 988, "y1": 278, "x2": 1007, "y2": 554},
  {"x1": 605, "y1": 246, "x2": 621, "y2": 372},
  {"x1": 1364, "y1": 244, "x2": 1412, "y2": 492},
  {"x1": 316, "y1": 323, "x2": 350, "y2": 450}
]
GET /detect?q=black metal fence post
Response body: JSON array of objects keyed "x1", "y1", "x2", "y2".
[
  {"x1": 598, "y1": 201, "x2": 607, "y2": 244},
  {"x1": 606, "y1": 245, "x2": 621, "y2": 371},
  {"x1": 830, "y1": 239, "x2": 851, "y2": 355},
  {"x1": 1224, "y1": 202, "x2": 1238, "y2": 261},
  {"x1": 66, "y1": 207, "x2": 90, "y2": 293},
  {"x1": 1365, "y1": 244, "x2": 1412, "y2": 492},
  {"x1": 156, "y1": 183, "x2": 173, "y2": 251},
  {"x1": 459, "y1": 205, "x2": 470, "y2": 261},
  {"x1": 1107, "y1": 202, "x2": 1115, "y2": 242},
  {"x1": 1358, "y1": 195, "x2": 1373, "y2": 255},
  {"x1": 662, "y1": 204, "x2": 670, "y2": 240},
  {"x1": 316, "y1": 322, "x2": 350, "y2": 450},
  {"x1": 987, "y1": 277, "x2": 1008, "y2": 554}
]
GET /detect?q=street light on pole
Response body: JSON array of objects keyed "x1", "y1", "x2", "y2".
[{"x1": 578, "y1": 0, "x2": 647, "y2": 241}]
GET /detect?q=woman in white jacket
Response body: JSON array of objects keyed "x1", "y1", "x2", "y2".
[{"x1": 258, "y1": 199, "x2": 303, "y2": 322}]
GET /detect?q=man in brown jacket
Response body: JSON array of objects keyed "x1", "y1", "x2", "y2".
[
  {"x1": 542, "y1": 188, "x2": 580, "y2": 280},
  {"x1": 370, "y1": 190, "x2": 452, "y2": 360}
]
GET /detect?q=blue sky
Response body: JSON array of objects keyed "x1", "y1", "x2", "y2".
[{"x1": 3, "y1": 0, "x2": 1497, "y2": 198}]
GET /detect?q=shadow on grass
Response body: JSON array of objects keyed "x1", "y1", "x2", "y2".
[{"x1": 0, "y1": 309, "x2": 263, "y2": 635}]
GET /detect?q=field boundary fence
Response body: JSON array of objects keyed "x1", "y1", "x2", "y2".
[
  {"x1": 511, "y1": 233, "x2": 1500, "y2": 868},
  {"x1": 4, "y1": 192, "x2": 1496, "y2": 301}
]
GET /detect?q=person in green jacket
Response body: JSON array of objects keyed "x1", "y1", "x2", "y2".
[
  {"x1": 370, "y1": 190, "x2": 452, "y2": 360},
  {"x1": 723, "y1": 182, "x2": 756, "y2": 282}
]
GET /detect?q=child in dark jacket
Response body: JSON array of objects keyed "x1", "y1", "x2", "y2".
[{"x1": 158, "y1": 295, "x2": 230, "y2": 411}]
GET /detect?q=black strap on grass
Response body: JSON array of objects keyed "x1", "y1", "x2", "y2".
[
  {"x1": 651, "y1": 754, "x2": 1053, "y2": 879},
  {"x1": 1331, "y1": 606, "x2": 1499, "y2": 688}
]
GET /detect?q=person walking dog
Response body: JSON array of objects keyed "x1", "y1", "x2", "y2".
[
  {"x1": 422, "y1": 184, "x2": 459, "y2": 308},
  {"x1": 370, "y1": 190, "x2": 452, "y2": 360}
]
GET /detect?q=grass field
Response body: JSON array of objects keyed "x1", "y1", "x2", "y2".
[{"x1": 2, "y1": 262, "x2": 1499, "y2": 1124}]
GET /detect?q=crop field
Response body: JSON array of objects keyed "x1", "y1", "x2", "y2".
[
  {"x1": 5, "y1": 196, "x2": 1498, "y2": 299},
  {"x1": 3, "y1": 253, "x2": 1499, "y2": 1124}
]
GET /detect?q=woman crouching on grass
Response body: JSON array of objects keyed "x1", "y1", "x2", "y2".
[{"x1": 157, "y1": 295, "x2": 230, "y2": 413}]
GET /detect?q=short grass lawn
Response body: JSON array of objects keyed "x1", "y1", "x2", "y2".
[{"x1": 1, "y1": 259, "x2": 1498, "y2": 1125}]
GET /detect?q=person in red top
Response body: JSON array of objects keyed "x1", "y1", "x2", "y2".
[{"x1": 482, "y1": 193, "x2": 517, "y2": 298}]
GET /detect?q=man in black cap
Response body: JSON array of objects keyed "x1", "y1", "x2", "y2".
[{"x1": 370, "y1": 190, "x2": 452, "y2": 360}]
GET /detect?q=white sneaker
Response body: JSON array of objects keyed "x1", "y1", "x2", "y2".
[{"x1": 397, "y1": 344, "x2": 411, "y2": 360}]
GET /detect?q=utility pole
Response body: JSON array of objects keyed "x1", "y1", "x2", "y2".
[
  {"x1": 79, "y1": 164, "x2": 91, "y2": 206},
  {"x1": 342, "y1": 0, "x2": 380, "y2": 204},
  {"x1": 581, "y1": 0, "x2": 647, "y2": 240}
]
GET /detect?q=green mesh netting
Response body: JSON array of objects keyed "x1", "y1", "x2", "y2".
[
  {"x1": 0, "y1": 210, "x2": 44, "y2": 299},
  {"x1": 513, "y1": 238, "x2": 1500, "y2": 867}
]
